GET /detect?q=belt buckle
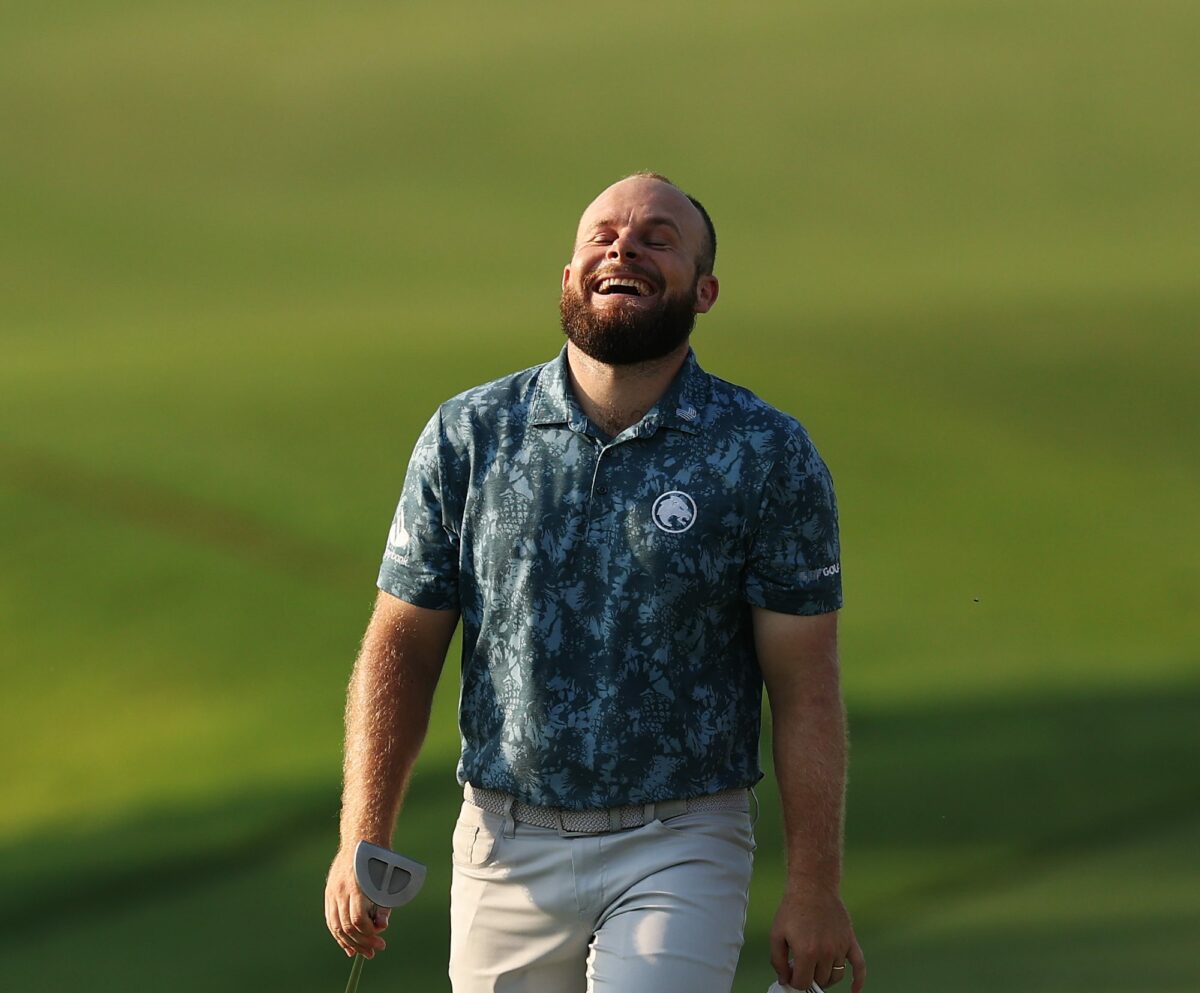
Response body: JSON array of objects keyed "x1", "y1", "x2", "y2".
[
  {"x1": 554, "y1": 808, "x2": 600, "y2": 837},
  {"x1": 652, "y1": 798, "x2": 689, "y2": 823}
]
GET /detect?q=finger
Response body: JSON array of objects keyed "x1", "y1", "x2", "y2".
[
  {"x1": 339, "y1": 893, "x2": 383, "y2": 958},
  {"x1": 325, "y1": 892, "x2": 355, "y2": 957},
  {"x1": 334, "y1": 897, "x2": 362, "y2": 957},
  {"x1": 769, "y1": 934, "x2": 792, "y2": 985},
  {"x1": 355, "y1": 895, "x2": 388, "y2": 953},
  {"x1": 814, "y1": 952, "x2": 836, "y2": 989},
  {"x1": 848, "y1": 936, "x2": 867, "y2": 993},
  {"x1": 788, "y1": 955, "x2": 816, "y2": 993},
  {"x1": 826, "y1": 959, "x2": 847, "y2": 987},
  {"x1": 353, "y1": 895, "x2": 389, "y2": 956},
  {"x1": 329, "y1": 916, "x2": 355, "y2": 956}
]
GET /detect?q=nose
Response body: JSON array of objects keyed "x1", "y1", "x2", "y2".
[{"x1": 607, "y1": 230, "x2": 638, "y2": 261}]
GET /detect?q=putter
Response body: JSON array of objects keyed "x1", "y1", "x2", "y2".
[{"x1": 343, "y1": 841, "x2": 427, "y2": 993}]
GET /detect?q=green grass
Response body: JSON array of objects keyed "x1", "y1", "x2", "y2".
[{"x1": 1, "y1": 2, "x2": 1197, "y2": 990}]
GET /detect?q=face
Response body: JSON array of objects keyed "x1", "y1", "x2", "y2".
[{"x1": 560, "y1": 177, "x2": 719, "y2": 365}]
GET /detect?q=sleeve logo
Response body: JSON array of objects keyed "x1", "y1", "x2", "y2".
[{"x1": 388, "y1": 517, "x2": 411, "y2": 551}]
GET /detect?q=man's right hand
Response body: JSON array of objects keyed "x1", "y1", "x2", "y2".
[
  {"x1": 326, "y1": 594, "x2": 457, "y2": 957},
  {"x1": 324, "y1": 847, "x2": 391, "y2": 959}
]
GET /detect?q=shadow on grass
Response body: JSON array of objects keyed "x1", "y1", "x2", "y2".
[
  {"x1": 2, "y1": 681, "x2": 1196, "y2": 990},
  {"x1": 848, "y1": 679, "x2": 1200, "y2": 914},
  {"x1": 745, "y1": 679, "x2": 1200, "y2": 990},
  {"x1": 750, "y1": 680, "x2": 1200, "y2": 918}
]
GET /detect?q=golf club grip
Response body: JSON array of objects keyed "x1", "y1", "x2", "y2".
[{"x1": 343, "y1": 952, "x2": 365, "y2": 993}]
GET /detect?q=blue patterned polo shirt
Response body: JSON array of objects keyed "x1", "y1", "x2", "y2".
[{"x1": 377, "y1": 346, "x2": 841, "y2": 810}]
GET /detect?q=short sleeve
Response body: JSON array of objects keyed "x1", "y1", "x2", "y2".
[
  {"x1": 376, "y1": 408, "x2": 461, "y2": 609},
  {"x1": 742, "y1": 432, "x2": 843, "y2": 615}
]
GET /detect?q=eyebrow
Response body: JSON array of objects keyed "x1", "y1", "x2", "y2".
[{"x1": 587, "y1": 215, "x2": 682, "y2": 236}]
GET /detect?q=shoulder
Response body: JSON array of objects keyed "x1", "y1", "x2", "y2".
[
  {"x1": 428, "y1": 359, "x2": 551, "y2": 449},
  {"x1": 699, "y1": 369, "x2": 824, "y2": 464},
  {"x1": 442, "y1": 360, "x2": 546, "y2": 416}
]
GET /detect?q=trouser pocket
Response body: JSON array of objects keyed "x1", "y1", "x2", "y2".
[{"x1": 451, "y1": 802, "x2": 501, "y2": 867}]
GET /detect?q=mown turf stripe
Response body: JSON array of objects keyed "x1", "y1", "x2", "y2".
[
  {"x1": 859, "y1": 783, "x2": 1200, "y2": 941},
  {"x1": 0, "y1": 443, "x2": 360, "y2": 586}
]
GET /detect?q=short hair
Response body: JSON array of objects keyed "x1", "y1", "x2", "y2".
[{"x1": 623, "y1": 171, "x2": 717, "y2": 275}]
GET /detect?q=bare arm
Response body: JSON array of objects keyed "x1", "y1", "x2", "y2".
[
  {"x1": 753, "y1": 607, "x2": 865, "y2": 993},
  {"x1": 324, "y1": 589, "x2": 459, "y2": 959}
]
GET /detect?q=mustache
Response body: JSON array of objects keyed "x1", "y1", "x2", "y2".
[{"x1": 584, "y1": 263, "x2": 661, "y2": 291}]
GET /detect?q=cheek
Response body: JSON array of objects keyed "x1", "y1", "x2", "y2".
[
  {"x1": 574, "y1": 247, "x2": 605, "y2": 271},
  {"x1": 665, "y1": 265, "x2": 698, "y2": 294},
  {"x1": 572, "y1": 264, "x2": 600, "y2": 294}
]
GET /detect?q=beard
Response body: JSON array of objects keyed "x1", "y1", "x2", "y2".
[{"x1": 559, "y1": 271, "x2": 699, "y2": 366}]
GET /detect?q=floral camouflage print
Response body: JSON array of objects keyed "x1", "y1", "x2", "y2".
[{"x1": 378, "y1": 347, "x2": 841, "y2": 810}]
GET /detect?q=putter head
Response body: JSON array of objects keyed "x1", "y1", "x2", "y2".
[{"x1": 354, "y1": 841, "x2": 426, "y2": 908}]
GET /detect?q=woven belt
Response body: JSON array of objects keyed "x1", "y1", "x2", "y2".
[{"x1": 464, "y1": 784, "x2": 749, "y2": 834}]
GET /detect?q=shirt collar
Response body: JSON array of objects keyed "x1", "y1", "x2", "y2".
[
  {"x1": 638, "y1": 348, "x2": 708, "y2": 436},
  {"x1": 529, "y1": 345, "x2": 710, "y2": 438},
  {"x1": 529, "y1": 345, "x2": 581, "y2": 428}
]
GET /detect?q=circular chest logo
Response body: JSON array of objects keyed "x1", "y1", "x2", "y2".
[{"x1": 652, "y1": 491, "x2": 697, "y2": 534}]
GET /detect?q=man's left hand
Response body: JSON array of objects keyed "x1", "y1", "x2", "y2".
[{"x1": 769, "y1": 887, "x2": 866, "y2": 992}]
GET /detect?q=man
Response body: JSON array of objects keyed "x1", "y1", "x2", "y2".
[{"x1": 324, "y1": 173, "x2": 866, "y2": 993}]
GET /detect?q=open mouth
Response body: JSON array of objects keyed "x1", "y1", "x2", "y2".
[{"x1": 592, "y1": 275, "x2": 656, "y2": 298}]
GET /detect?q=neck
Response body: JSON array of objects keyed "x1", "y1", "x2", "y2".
[{"x1": 565, "y1": 341, "x2": 690, "y2": 438}]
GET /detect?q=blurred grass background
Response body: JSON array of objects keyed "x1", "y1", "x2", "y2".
[{"x1": 1, "y1": 1, "x2": 1197, "y2": 990}]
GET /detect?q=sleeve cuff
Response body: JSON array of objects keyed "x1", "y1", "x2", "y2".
[{"x1": 377, "y1": 561, "x2": 459, "y2": 611}]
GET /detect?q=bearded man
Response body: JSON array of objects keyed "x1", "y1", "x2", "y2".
[{"x1": 324, "y1": 173, "x2": 866, "y2": 993}]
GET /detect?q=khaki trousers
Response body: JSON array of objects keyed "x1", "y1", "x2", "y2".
[{"x1": 448, "y1": 798, "x2": 756, "y2": 993}]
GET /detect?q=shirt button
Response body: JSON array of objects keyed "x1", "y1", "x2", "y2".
[{"x1": 596, "y1": 485, "x2": 609, "y2": 495}]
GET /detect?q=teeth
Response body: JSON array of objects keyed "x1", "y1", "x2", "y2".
[{"x1": 597, "y1": 277, "x2": 653, "y2": 296}]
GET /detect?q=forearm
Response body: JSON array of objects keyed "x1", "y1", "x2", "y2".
[
  {"x1": 338, "y1": 595, "x2": 454, "y2": 849},
  {"x1": 773, "y1": 682, "x2": 847, "y2": 892},
  {"x1": 339, "y1": 658, "x2": 432, "y2": 847},
  {"x1": 755, "y1": 608, "x2": 864, "y2": 989}
]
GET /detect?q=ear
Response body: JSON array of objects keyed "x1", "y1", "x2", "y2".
[
  {"x1": 562, "y1": 265, "x2": 572, "y2": 292},
  {"x1": 692, "y1": 274, "x2": 720, "y2": 314}
]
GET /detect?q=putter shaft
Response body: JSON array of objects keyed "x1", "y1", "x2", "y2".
[{"x1": 343, "y1": 953, "x2": 365, "y2": 993}]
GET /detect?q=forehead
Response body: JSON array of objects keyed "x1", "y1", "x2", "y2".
[{"x1": 574, "y1": 178, "x2": 705, "y2": 247}]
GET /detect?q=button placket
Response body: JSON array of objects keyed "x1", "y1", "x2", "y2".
[
  {"x1": 554, "y1": 428, "x2": 601, "y2": 552},
  {"x1": 586, "y1": 442, "x2": 618, "y2": 543}
]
